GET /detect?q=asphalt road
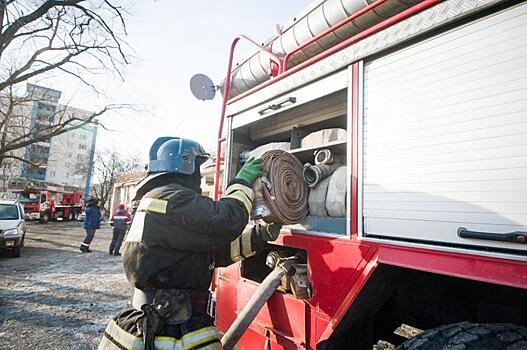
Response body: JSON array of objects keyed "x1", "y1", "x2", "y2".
[{"x1": 0, "y1": 221, "x2": 132, "y2": 349}]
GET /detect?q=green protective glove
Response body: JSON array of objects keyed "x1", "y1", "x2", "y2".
[
  {"x1": 235, "y1": 156, "x2": 263, "y2": 185},
  {"x1": 259, "y1": 222, "x2": 282, "y2": 242}
]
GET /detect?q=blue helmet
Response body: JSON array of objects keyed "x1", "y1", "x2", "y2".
[{"x1": 147, "y1": 137, "x2": 209, "y2": 175}]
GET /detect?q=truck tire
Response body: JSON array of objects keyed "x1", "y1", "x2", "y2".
[
  {"x1": 396, "y1": 322, "x2": 527, "y2": 350},
  {"x1": 39, "y1": 212, "x2": 49, "y2": 224},
  {"x1": 67, "y1": 210, "x2": 73, "y2": 221}
]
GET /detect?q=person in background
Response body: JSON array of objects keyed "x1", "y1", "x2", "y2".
[
  {"x1": 109, "y1": 203, "x2": 132, "y2": 256},
  {"x1": 80, "y1": 197, "x2": 102, "y2": 253}
]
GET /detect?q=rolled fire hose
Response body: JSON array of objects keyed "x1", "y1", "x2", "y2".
[
  {"x1": 308, "y1": 176, "x2": 331, "y2": 216},
  {"x1": 252, "y1": 150, "x2": 309, "y2": 225},
  {"x1": 221, "y1": 257, "x2": 296, "y2": 350},
  {"x1": 326, "y1": 166, "x2": 347, "y2": 217},
  {"x1": 239, "y1": 142, "x2": 291, "y2": 162}
]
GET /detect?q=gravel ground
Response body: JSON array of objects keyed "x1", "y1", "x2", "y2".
[
  {"x1": 0, "y1": 221, "x2": 416, "y2": 350},
  {"x1": 0, "y1": 221, "x2": 132, "y2": 349}
]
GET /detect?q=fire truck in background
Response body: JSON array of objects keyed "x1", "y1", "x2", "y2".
[
  {"x1": 15, "y1": 187, "x2": 83, "y2": 223},
  {"x1": 195, "y1": 0, "x2": 527, "y2": 349}
]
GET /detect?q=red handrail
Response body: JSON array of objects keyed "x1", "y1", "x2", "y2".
[
  {"x1": 281, "y1": 0, "x2": 390, "y2": 73},
  {"x1": 214, "y1": 35, "x2": 283, "y2": 200},
  {"x1": 227, "y1": 0, "x2": 441, "y2": 105}
]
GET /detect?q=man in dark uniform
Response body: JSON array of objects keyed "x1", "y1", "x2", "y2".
[
  {"x1": 109, "y1": 203, "x2": 132, "y2": 256},
  {"x1": 99, "y1": 137, "x2": 281, "y2": 350}
]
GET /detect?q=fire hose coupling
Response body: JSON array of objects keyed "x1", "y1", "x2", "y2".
[
  {"x1": 314, "y1": 148, "x2": 334, "y2": 165},
  {"x1": 303, "y1": 148, "x2": 340, "y2": 188},
  {"x1": 303, "y1": 163, "x2": 339, "y2": 188},
  {"x1": 265, "y1": 251, "x2": 299, "y2": 274},
  {"x1": 266, "y1": 251, "x2": 311, "y2": 300}
]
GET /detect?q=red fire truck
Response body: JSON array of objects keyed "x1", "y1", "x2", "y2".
[
  {"x1": 15, "y1": 188, "x2": 83, "y2": 223},
  {"x1": 203, "y1": 0, "x2": 527, "y2": 349}
]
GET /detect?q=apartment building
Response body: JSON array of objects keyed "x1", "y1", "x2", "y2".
[
  {"x1": 45, "y1": 110, "x2": 97, "y2": 188},
  {"x1": 3, "y1": 84, "x2": 97, "y2": 192}
]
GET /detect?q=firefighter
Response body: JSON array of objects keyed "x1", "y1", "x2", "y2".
[
  {"x1": 109, "y1": 203, "x2": 132, "y2": 256},
  {"x1": 99, "y1": 137, "x2": 281, "y2": 350}
]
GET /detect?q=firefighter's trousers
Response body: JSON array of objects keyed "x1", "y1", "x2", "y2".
[{"x1": 98, "y1": 305, "x2": 223, "y2": 350}]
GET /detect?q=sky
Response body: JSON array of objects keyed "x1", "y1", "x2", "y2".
[{"x1": 44, "y1": 1, "x2": 316, "y2": 162}]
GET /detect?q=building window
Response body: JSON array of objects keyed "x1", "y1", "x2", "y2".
[
  {"x1": 79, "y1": 144, "x2": 86, "y2": 150},
  {"x1": 77, "y1": 154, "x2": 83, "y2": 160},
  {"x1": 65, "y1": 173, "x2": 69, "y2": 178},
  {"x1": 66, "y1": 162, "x2": 70, "y2": 167},
  {"x1": 76, "y1": 163, "x2": 82, "y2": 170},
  {"x1": 49, "y1": 171, "x2": 56, "y2": 177},
  {"x1": 37, "y1": 102, "x2": 54, "y2": 112},
  {"x1": 68, "y1": 153, "x2": 72, "y2": 157},
  {"x1": 67, "y1": 142, "x2": 73, "y2": 148}
]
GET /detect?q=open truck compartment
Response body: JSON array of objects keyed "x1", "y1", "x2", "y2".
[
  {"x1": 226, "y1": 75, "x2": 351, "y2": 235},
  {"x1": 225, "y1": 2, "x2": 527, "y2": 255}
]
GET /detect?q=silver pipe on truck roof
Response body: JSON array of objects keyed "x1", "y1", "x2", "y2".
[{"x1": 222, "y1": 0, "x2": 420, "y2": 99}]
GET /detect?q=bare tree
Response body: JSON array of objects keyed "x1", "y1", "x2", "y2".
[
  {"x1": 0, "y1": 0, "x2": 130, "y2": 170},
  {"x1": 92, "y1": 150, "x2": 142, "y2": 214}
]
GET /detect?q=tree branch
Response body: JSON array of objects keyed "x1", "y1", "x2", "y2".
[
  {"x1": 3, "y1": 154, "x2": 45, "y2": 168},
  {"x1": 0, "y1": 0, "x2": 83, "y2": 56}
]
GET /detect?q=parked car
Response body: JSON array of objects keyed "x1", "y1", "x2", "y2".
[{"x1": 0, "y1": 200, "x2": 26, "y2": 258}]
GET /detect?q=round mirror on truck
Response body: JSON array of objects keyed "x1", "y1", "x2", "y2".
[{"x1": 190, "y1": 73, "x2": 217, "y2": 101}]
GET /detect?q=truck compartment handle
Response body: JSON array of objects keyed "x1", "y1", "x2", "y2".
[
  {"x1": 457, "y1": 227, "x2": 527, "y2": 244},
  {"x1": 258, "y1": 97, "x2": 296, "y2": 115}
]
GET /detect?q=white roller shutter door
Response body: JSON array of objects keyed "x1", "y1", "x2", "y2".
[{"x1": 362, "y1": 3, "x2": 527, "y2": 253}]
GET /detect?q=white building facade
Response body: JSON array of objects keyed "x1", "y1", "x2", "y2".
[{"x1": 6, "y1": 84, "x2": 97, "y2": 194}]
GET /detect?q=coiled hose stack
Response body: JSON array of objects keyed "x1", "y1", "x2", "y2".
[{"x1": 251, "y1": 150, "x2": 309, "y2": 225}]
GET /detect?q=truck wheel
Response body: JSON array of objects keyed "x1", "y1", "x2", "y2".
[
  {"x1": 39, "y1": 212, "x2": 49, "y2": 224},
  {"x1": 396, "y1": 322, "x2": 527, "y2": 350},
  {"x1": 66, "y1": 211, "x2": 73, "y2": 221}
]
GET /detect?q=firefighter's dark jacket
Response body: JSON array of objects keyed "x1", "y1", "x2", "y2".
[{"x1": 122, "y1": 178, "x2": 264, "y2": 291}]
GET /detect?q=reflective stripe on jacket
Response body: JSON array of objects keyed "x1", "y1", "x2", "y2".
[
  {"x1": 122, "y1": 180, "x2": 266, "y2": 291},
  {"x1": 98, "y1": 318, "x2": 222, "y2": 350}
]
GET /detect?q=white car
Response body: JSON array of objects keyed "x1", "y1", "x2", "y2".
[
  {"x1": 0, "y1": 200, "x2": 27, "y2": 258},
  {"x1": 77, "y1": 210, "x2": 86, "y2": 221}
]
